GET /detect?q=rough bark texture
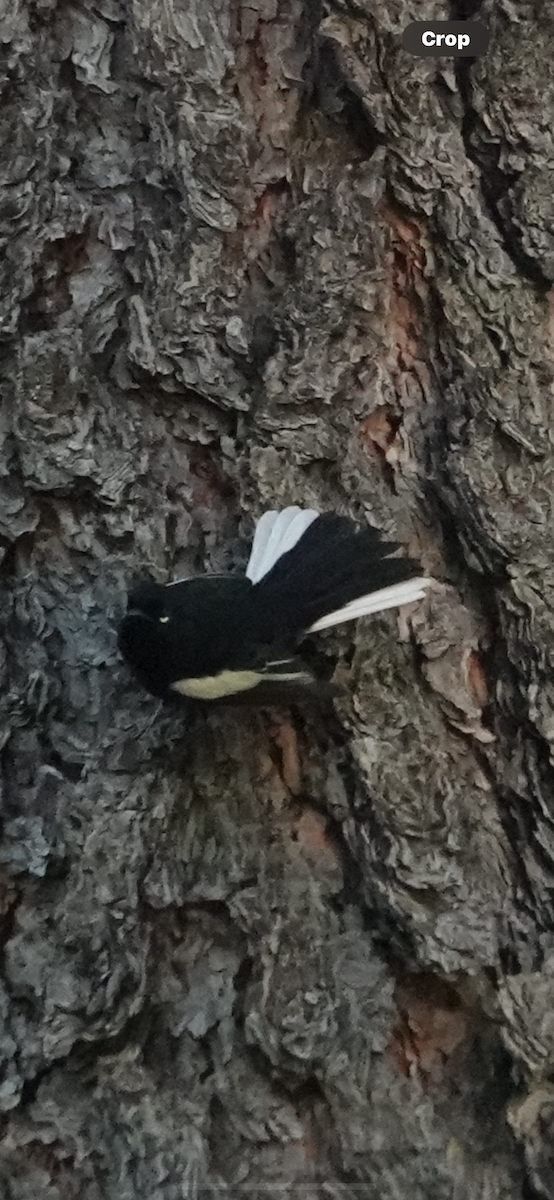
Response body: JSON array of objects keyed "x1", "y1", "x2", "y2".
[{"x1": 1, "y1": 0, "x2": 554, "y2": 1196}]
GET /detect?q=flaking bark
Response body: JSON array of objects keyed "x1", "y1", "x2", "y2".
[{"x1": 0, "y1": 0, "x2": 553, "y2": 1196}]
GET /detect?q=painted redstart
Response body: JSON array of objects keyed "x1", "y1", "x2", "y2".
[{"x1": 118, "y1": 507, "x2": 430, "y2": 704}]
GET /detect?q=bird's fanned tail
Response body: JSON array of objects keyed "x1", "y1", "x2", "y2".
[
  {"x1": 308, "y1": 576, "x2": 429, "y2": 631},
  {"x1": 246, "y1": 507, "x2": 319, "y2": 583},
  {"x1": 251, "y1": 510, "x2": 430, "y2": 637}
]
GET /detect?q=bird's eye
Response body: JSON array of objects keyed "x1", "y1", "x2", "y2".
[{"x1": 159, "y1": 616, "x2": 170, "y2": 624}]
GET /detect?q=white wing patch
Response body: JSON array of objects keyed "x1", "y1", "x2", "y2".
[
  {"x1": 246, "y1": 506, "x2": 319, "y2": 584},
  {"x1": 309, "y1": 577, "x2": 431, "y2": 632}
]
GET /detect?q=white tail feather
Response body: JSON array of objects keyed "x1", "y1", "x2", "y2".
[
  {"x1": 308, "y1": 577, "x2": 431, "y2": 633},
  {"x1": 246, "y1": 506, "x2": 319, "y2": 584}
]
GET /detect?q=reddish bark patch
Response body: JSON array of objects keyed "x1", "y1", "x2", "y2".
[
  {"x1": 291, "y1": 808, "x2": 341, "y2": 871},
  {"x1": 298, "y1": 1120, "x2": 318, "y2": 1162},
  {"x1": 359, "y1": 405, "x2": 403, "y2": 460},
  {"x1": 230, "y1": 6, "x2": 306, "y2": 281},
  {"x1": 188, "y1": 443, "x2": 235, "y2": 508},
  {"x1": 268, "y1": 717, "x2": 303, "y2": 796},
  {"x1": 243, "y1": 178, "x2": 290, "y2": 273},
  {"x1": 465, "y1": 648, "x2": 489, "y2": 708},
  {"x1": 232, "y1": 9, "x2": 305, "y2": 183},
  {"x1": 389, "y1": 972, "x2": 467, "y2": 1085},
  {"x1": 379, "y1": 201, "x2": 429, "y2": 398}
]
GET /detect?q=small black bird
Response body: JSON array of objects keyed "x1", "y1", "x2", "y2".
[{"x1": 118, "y1": 507, "x2": 430, "y2": 704}]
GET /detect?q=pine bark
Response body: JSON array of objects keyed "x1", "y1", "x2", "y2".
[{"x1": 1, "y1": 1, "x2": 553, "y2": 1196}]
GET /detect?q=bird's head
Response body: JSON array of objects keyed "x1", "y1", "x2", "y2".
[
  {"x1": 125, "y1": 580, "x2": 169, "y2": 624},
  {"x1": 118, "y1": 580, "x2": 174, "y2": 698}
]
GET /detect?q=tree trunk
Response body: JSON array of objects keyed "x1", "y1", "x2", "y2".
[{"x1": 1, "y1": 0, "x2": 553, "y2": 1196}]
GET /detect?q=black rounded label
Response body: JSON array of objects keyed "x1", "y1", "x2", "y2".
[{"x1": 402, "y1": 21, "x2": 489, "y2": 57}]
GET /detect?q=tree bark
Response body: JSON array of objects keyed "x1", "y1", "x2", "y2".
[{"x1": 1, "y1": 0, "x2": 553, "y2": 1196}]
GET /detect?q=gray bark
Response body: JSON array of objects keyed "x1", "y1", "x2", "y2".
[{"x1": 0, "y1": 0, "x2": 553, "y2": 1196}]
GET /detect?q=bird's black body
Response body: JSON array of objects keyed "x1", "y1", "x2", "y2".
[
  {"x1": 119, "y1": 511, "x2": 428, "y2": 705},
  {"x1": 120, "y1": 576, "x2": 277, "y2": 699}
]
